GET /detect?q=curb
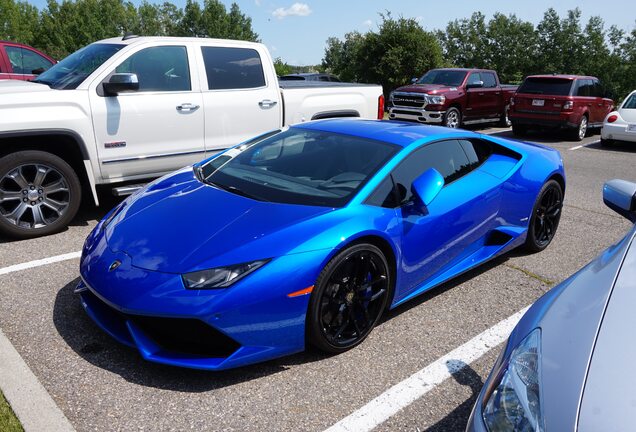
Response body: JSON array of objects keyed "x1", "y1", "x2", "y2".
[{"x1": 0, "y1": 327, "x2": 75, "y2": 432}]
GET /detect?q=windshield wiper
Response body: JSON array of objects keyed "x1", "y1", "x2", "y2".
[{"x1": 207, "y1": 180, "x2": 268, "y2": 202}]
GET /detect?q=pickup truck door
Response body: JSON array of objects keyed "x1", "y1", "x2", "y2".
[
  {"x1": 90, "y1": 44, "x2": 205, "y2": 180},
  {"x1": 465, "y1": 72, "x2": 487, "y2": 119},
  {"x1": 478, "y1": 72, "x2": 502, "y2": 119},
  {"x1": 197, "y1": 45, "x2": 282, "y2": 152}
]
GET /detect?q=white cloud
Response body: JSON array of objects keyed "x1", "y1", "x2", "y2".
[
  {"x1": 363, "y1": 19, "x2": 372, "y2": 27},
  {"x1": 272, "y1": 3, "x2": 312, "y2": 19},
  {"x1": 255, "y1": 0, "x2": 261, "y2": 5}
]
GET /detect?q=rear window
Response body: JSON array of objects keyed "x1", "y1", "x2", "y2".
[
  {"x1": 201, "y1": 47, "x2": 266, "y2": 90},
  {"x1": 623, "y1": 94, "x2": 636, "y2": 109},
  {"x1": 517, "y1": 78, "x2": 573, "y2": 96}
]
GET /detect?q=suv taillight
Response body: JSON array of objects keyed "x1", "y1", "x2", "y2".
[
  {"x1": 563, "y1": 101, "x2": 574, "y2": 110},
  {"x1": 607, "y1": 114, "x2": 618, "y2": 123},
  {"x1": 378, "y1": 94, "x2": 385, "y2": 120}
]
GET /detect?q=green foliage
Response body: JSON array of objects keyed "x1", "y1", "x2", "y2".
[
  {"x1": 0, "y1": 0, "x2": 257, "y2": 59},
  {"x1": 323, "y1": 13, "x2": 442, "y2": 97}
]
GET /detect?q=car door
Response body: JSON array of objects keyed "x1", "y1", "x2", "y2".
[
  {"x1": 90, "y1": 43, "x2": 205, "y2": 180},
  {"x1": 367, "y1": 139, "x2": 502, "y2": 299},
  {"x1": 3, "y1": 45, "x2": 54, "y2": 81},
  {"x1": 465, "y1": 72, "x2": 487, "y2": 119},
  {"x1": 479, "y1": 72, "x2": 501, "y2": 118},
  {"x1": 591, "y1": 79, "x2": 613, "y2": 125},
  {"x1": 198, "y1": 45, "x2": 282, "y2": 152}
]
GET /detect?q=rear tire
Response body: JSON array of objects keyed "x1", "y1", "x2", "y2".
[
  {"x1": 0, "y1": 151, "x2": 81, "y2": 239},
  {"x1": 512, "y1": 124, "x2": 527, "y2": 136},
  {"x1": 569, "y1": 115, "x2": 588, "y2": 141},
  {"x1": 523, "y1": 180, "x2": 563, "y2": 253},
  {"x1": 499, "y1": 105, "x2": 511, "y2": 127},
  {"x1": 307, "y1": 244, "x2": 391, "y2": 354}
]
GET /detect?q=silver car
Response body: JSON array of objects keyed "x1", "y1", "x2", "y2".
[{"x1": 467, "y1": 179, "x2": 636, "y2": 432}]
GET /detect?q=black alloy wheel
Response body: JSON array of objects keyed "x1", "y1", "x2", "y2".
[
  {"x1": 308, "y1": 244, "x2": 391, "y2": 353},
  {"x1": 524, "y1": 180, "x2": 563, "y2": 253}
]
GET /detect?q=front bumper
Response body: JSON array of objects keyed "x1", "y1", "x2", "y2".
[
  {"x1": 388, "y1": 107, "x2": 445, "y2": 124},
  {"x1": 78, "y1": 225, "x2": 329, "y2": 370},
  {"x1": 601, "y1": 123, "x2": 636, "y2": 143}
]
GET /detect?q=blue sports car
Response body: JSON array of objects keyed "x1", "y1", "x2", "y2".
[{"x1": 77, "y1": 119, "x2": 565, "y2": 370}]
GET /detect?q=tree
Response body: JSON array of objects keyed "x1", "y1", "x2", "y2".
[
  {"x1": 438, "y1": 12, "x2": 488, "y2": 69},
  {"x1": 273, "y1": 57, "x2": 292, "y2": 76}
]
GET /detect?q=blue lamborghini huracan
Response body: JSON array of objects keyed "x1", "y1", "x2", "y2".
[{"x1": 78, "y1": 119, "x2": 565, "y2": 370}]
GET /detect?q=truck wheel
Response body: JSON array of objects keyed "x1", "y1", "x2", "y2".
[
  {"x1": 0, "y1": 151, "x2": 81, "y2": 239},
  {"x1": 443, "y1": 107, "x2": 461, "y2": 129},
  {"x1": 512, "y1": 124, "x2": 527, "y2": 136},
  {"x1": 569, "y1": 115, "x2": 588, "y2": 141},
  {"x1": 499, "y1": 105, "x2": 511, "y2": 127}
]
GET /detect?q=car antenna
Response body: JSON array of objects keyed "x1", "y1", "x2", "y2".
[{"x1": 122, "y1": 33, "x2": 139, "y2": 41}]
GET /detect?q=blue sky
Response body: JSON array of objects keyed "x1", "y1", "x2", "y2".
[{"x1": 26, "y1": 0, "x2": 636, "y2": 65}]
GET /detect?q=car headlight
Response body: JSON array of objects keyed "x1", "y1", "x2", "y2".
[
  {"x1": 425, "y1": 94, "x2": 445, "y2": 105},
  {"x1": 482, "y1": 329, "x2": 544, "y2": 432},
  {"x1": 182, "y1": 259, "x2": 270, "y2": 289}
]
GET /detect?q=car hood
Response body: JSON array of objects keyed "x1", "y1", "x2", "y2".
[
  {"x1": 106, "y1": 168, "x2": 336, "y2": 273},
  {"x1": 0, "y1": 79, "x2": 51, "y2": 95},
  {"x1": 394, "y1": 83, "x2": 458, "y2": 94},
  {"x1": 577, "y1": 227, "x2": 636, "y2": 432}
]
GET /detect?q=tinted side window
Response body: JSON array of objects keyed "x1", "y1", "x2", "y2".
[
  {"x1": 467, "y1": 73, "x2": 482, "y2": 86},
  {"x1": 202, "y1": 47, "x2": 265, "y2": 90},
  {"x1": 5, "y1": 46, "x2": 53, "y2": 74},
  {"x1": 116, "y1": 46, "x2": 190, "y2": 92},
  {"x1": 482, "y1": 72, "x2": 497, "y2": 88},
  {"x1": 367, "y1": 140, "x2": 472, "y2": 208},
  {"x1": 576, "y1": 79, "x2": 593, "y2": 97},
  {"x1": 591, "y1": 79, "x2": 603, "y2": 98},
  {"x1": 459, "y1": 139, "x2": 492, "y2": 168}
]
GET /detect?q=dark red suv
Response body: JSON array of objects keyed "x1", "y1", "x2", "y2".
[
  {"x1": 509, "y1": 75, "x2": 614, "y2": 141},
  {"x1": 0, "y1": 41, "x2": 56, "y2": 81}
]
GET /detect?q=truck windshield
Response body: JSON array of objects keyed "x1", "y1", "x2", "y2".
[
  {"x1": 417, "y1": 70, "x2": 467, "y2": 86},
  {"x1": 196, "y1": 127, "x2": 399, "y2": 207},
  {"x1": 33, "y1": 43, "x2": 124, "y2": 90},
  {"x1": 518, "y1": 78, "x2": 573, "y2": 96}
]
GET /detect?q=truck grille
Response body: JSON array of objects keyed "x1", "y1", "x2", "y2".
[{"x1": 392, "y1": 92, "x2": 426, "y2": 109}]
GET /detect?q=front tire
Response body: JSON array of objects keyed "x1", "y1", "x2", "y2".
[
  {"x1": 0, "y1": 151, "x2": 81, "y2": 239},
  {"x1": 443, "y1": 107, "x2": 461, "y2": 129},
  {"x1": 307, "y1": 244, "x2": 391, "y2": 354},
  {"x1": 523, "y1": 180, "x2": 563, "y2": 253}
]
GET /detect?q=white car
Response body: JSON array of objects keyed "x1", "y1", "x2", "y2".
[{"x1": 601, "y1": 90, "x2": 636, "y2": 146}]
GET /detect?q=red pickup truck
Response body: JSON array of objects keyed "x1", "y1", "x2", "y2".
[
  {"x1": 0, "y1": 41, "x2": 56, "y2": 81},
  {"x1": 388, "y1": 68, "x2": 517, "y2": 129}
]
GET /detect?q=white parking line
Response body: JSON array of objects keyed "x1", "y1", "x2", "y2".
[
  {"x1": 0, "y1": 251, "x2": 81, "y2": 276},
  {"x1": 324, "y1": 306, "x2": 530, "y2": 432},
  {"x1": 569, "y1": 145, "x2": 584, "y2": 150}
]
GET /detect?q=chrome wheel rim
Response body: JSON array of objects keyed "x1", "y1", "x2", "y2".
[
  {"x1": 503, "y1": 106, "x2": 511, "y2": 127},
  {"x1": 533, "y1": 184, "x2": 562, "y2": 248},
  {"x1": 578, "y1": 117, "x2": 587, "y2": 140},
  {"x1": 0, "y1": 164, "x2": 70, "y2": 229},
  {"x1": 446, "y1": 110, "x2": 460, "y2": 128},
  {"x1": 319, "y1": 250, "x2": 389, "y2": 348}
]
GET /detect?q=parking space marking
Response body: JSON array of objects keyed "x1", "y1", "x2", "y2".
[
  {"x1": 569, "y1": 145, "x2": 584, "y2": 150},
  {"x1": 569, "y1": 141, "x2": 599, "y2": 151},
  {"x1": 0, "y1": 327, "x2": 76, "y2": 432},
  {"x1": 324, "y1": 306, "x2": 530, "y2": 432},
  {"x1": 0, "y1": 251, "x2": 81, "y2": 276}
]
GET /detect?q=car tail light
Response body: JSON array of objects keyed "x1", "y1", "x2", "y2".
[
  {"x1": 378, "y1": 94, "x2": 385, "y2": 119},
  {"x1": 563, "y1": 101, "x2": 574, "y2": 110},
  {"x1": 607, "y1": 114, "x2": 618, "y2": 123}
]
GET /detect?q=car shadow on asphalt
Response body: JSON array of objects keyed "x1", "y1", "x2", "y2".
[{"x1": 52, "y1": 278, "x2": 331, "y2": 391}]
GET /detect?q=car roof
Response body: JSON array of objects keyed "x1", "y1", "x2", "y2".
[
  {"x1": 95, "y1": 36, "x2": 264, "y2": 49},
  {"x1": 293, "y1": 119, "x2": 476, "y2": 147},
  {"x1": 526, "y1": 74, "x2": 597, "y2": 80}
]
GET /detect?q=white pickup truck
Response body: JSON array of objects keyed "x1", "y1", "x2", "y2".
[{"x1": 0, "y1": 36, "x2": 384, "y2": 239}]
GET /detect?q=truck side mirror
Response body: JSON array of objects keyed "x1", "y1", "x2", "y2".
[
  {"x1": 466, "y1": 81, "x2": 484, "y2": 89},
  {"x1": 411, "y1": 168, "x2": 444, "y2": 211},
  {"x1": 103, "y1": 73, "x2": 139, "y2": 96},
  {"x1": 603, "y1": 179, "x2": 636, "y2": 222},
  {"x1": 411, "y1": 77, "x2": 418, "y2": 84}
]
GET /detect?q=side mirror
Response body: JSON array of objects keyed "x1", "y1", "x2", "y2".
[
  {"x1": 466, "y1": 81, "x2": 484, "y2": 89},
  {"x1": 411, "y1": 168, "x2": 444, "y2": 210},
  {"x1": 603, "y1": 179, "x2": 636, "y2": 222},
  {"x1": 411, "y1": 77, "x2": 418, "y2": 84},
  {"x1": 103, "y1": 73, "x2": 139, "y2": 96}
]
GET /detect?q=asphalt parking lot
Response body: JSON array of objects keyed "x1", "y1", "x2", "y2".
[{"x1": 0, "y1": 127, "x2": 634, "y2": 432}]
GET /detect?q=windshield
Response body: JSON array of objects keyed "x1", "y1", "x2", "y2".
[
  {"x1": 33, "y1": 43, "x2": 124, "y2": 90},
  {"x1": 622, "y1": 93, "x2": 636, "y2": 109},
  {"x1": 417, "y1": 70, "x2": 467, "y2": 87},
  {"x1": 517, "y1": 77, "x2": 573, "y2": 96},
  {"x1": 197, "y1": 128, "x2": 399, "y2": 207}
]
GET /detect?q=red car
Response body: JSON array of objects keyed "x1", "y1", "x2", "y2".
[
  {"x1": 0, "y1": 41, "x2": 56, "y2": 81},
  {"x1": 510, "y1": 74, "x2": 614, "y2": 141}
]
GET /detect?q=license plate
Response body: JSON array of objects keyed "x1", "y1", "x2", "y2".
[
  {"x1": 628, "y1": 124, "x2": 636, "y2": 132},
  {"x1": 532, "y1": 99, "x2": 545, "y2": 107}
]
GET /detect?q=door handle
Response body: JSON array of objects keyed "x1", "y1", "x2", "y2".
[
  {"x1": 176, "y1": 103, "x2": 200, "y2": 112},
  {"x1": 258, "y1": 99, "x2": 278, "y2": 109}
]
